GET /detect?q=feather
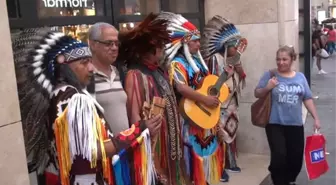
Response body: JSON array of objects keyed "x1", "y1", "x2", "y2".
[
  {"x1": 118, "y1": 13, "x2": 170, "y2": 66},
  {"x1": 155, "y1": 11, "x2": 202, "y2": 68},
  {"x1": 201, "y1": 15, "x2": 242, "y2": 59}
]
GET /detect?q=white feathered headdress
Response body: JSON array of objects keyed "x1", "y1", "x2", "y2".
[{"x1": 156, "y1": 11, "x2": 208, "y2": 72}]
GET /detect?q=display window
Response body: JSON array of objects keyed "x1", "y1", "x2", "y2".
[
  {"x1": 329, "y1": 0, "x2": 336, "y2": 6},
  {"x1": 7, "y1": 0, "x2": 20, "y2": 18},
  {"x1": 169, "y1": 0, "x2": 199, "y2": 13},
  {"x1": 51, "y1": 24, "x2": 91, "y2": 43},
  {"x1": 330, "y1": 7, "x2": 336, "y2": 18},
  {"x1": 118, "y1": 22, "x2": 141, "y2": 32},
  {"x1": 118, "y1": 0, "x2": 160, "y2": 15}
]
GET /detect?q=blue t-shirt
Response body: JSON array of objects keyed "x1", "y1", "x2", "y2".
[{"x1": 256, "y1": 71, "x2": 312, "y2": 126}]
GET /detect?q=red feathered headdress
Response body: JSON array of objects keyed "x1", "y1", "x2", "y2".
[{"x1": 118, "y1": 13, "x2": 170, "y2": 64}]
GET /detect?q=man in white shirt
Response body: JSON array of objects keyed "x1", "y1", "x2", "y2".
[{"x1": 88, "y1": 22, "x2": 129, "y2": 134}]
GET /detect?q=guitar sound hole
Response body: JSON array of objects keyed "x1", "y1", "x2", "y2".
[{"x1": 209, "y1": 88, "x2": 219, "y2": 96}]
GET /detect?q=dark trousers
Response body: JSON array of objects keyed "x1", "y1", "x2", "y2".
[{"x1": 265, "y1": 124, "x2": 304, "y2": 185}]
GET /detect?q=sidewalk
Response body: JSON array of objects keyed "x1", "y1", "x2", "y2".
[
  {"x1": 219, "y1": 153, "x2": 270, "y2": 185},
  {"x1": 295, "y1": 55, "x2": 336, "y2": 184}
]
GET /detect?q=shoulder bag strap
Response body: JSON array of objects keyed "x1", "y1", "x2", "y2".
[{"x1": 269, "y1": 69, "x2": 277, "y2": 78}]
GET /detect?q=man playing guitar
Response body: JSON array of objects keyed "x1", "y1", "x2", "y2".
[
  {"x1": 201, "y1": 15, "x2": 248, "y2": 182},
  {"x1": 155, "y1": 12, "x2": 225, "y2": 185}
]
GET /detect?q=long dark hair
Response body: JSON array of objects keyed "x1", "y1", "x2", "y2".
[
  {"x1": 117, "y1": 13, "x2": 170, "y2": 68},
  {"x1": 56, "y1": 64, "x2": 84, "y2": 92}
]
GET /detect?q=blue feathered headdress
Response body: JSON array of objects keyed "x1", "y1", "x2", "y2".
[{"x1": 201, "y1": 15, "x2": 247, "y2": 59}]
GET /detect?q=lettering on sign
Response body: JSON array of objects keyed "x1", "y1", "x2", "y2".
[
  {"x1": 42, "y1": 0, "x2": 88, "y2": 8},
  {"x1": 310, "y1": 148, "x2": 325, "y2": 163}
]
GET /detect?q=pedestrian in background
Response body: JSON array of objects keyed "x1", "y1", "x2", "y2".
[
  {"x1": 326, "y1": 25, "x2": 336, "y2": 55},
  {"x1": 312, "y1": 25, "x2": 328, "y2": 74}
]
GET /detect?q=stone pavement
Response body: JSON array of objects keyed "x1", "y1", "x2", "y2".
[
  {"x1": 219, "y1": 153, "x2": 269, "y2": 185},
  {"x1": 295, "y1": 54, "x2": 336, "y2": 184}
]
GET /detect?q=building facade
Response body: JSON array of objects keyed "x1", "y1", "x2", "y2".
[
  {"x1": 1, "y1": 0, "x2": 303, "y2": 184},
  {"x1": 7, "y1": 0, "x2": 205, "y2": 43}
]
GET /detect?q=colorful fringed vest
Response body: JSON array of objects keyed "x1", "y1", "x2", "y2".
[
  {"x1": 170, "y1": 54, "x2": 225, "y2": 185},
  {"x1": 46, "y1": 85, "x2": 156, "y2": 185},
  {"x1": 125, "y1": 64, "x2": 188, "y2": 185}
]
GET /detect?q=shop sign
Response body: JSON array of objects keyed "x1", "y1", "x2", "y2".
[{"x1": 42, "y1": 0, "x2": 88, "y2": 8}]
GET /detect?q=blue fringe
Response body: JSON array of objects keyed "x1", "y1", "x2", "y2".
[
  {"x1": 113, "y1": 159, "x2": 124, "y2": 185},
  {"x1": 120, "y1": 154, "x2": 131, "y2": 185}
]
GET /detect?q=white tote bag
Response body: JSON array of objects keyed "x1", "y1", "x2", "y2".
[{"x1": 318, "y1": 48, "x2": 329, "y2": 58}]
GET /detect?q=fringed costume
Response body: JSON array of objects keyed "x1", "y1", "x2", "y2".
[
  {"x1": 155, "y1": 12, "x2": 225, "y2": 185},
  {"x1": 201, "y1": 15, "x2": 248, "y2": 173},
  {"x1": 118, "y1": 13, "x2": 188, "y2": 185},
  {"x1": 13, "y1": 28, "x2": 155, "y2": 185}
]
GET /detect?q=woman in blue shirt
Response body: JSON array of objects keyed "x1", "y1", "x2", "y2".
[{"x1": 255, "y1": 46, "x2": 321, "y2": 185}]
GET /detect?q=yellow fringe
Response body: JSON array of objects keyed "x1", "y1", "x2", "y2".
[
  {"x1": 169, "y1": 63, "x2": 174, "y2": 86},
  {"x1": 94, "y1": 111, "x2": 109, "y2": 183},
  {"x1": 208, "y1": 152, "x2": 219, "y2": 184},
  {"x1": 54, "y1": 108, "x2": 71, "y2": 185}
]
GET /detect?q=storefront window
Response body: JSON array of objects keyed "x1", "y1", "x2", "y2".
[
  {"x1": 6, "y1": 0, "x2": 20, "y2": 18},
  {"x1": 37, "y1": 0, "x2": 104, "y2": 17},
  {"x1": 318, "y1": 10, "x2": 326, "y2": 23},
  {"x1": 329, "y1": 0, "x2": 336, "y2": 5},
  {"x1": 118, "y1": 22, "x2": 141, "y2": 32},
  {"x1": 51, "y1": 24, "x2": 91, "y2": 43},
  {"x1": 118, "y1": 20, "x2": 200, "y2": 32},
  {"x1": 331, "y1": 7, "x2": 336, "y2": 18},
  {"x1": 118, "y1": 0, "x2": 160, "y2": 15},
  {"x1": 169, "y1": 0, "x2": 199, "y2": 13}
]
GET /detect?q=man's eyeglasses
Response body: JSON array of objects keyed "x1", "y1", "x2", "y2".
[{"x1": 94, "y1": 40, "x2": 120, "y2": 47}]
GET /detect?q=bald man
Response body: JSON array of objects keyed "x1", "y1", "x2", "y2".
[{"x1": 88, "y1": 22, "x2": 129, "y2": 134}]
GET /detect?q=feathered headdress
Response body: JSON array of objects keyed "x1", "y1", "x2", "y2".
[
  {"x1": 13, "y1": 28, "x2": 91, "y2": 173},
  {"x1": 155, "y1": 12, "x2": 208, "y2": 73},
  {"x1": 118, "y1": 13, "x2": 170, "y2": 64},
  {"x1": 201, "y1": 15, "x2": 247, "y2": 60}
]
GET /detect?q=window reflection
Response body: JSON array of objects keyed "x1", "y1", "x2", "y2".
[
  {"x1": 119, "y1": 22, "x2": 141, "y2": 32},
  {"x1": 38, "y1": 0, "x2": 104, "y2": 17},
  {"x1": 330, "y1": 0, "x2": 336, "y2": 5},
  {"x1": 51, "y1": 24, "x2": 91, "y2": 43},
  {"x1": 119, "y1": 0, "x2": 160, "y2": 15},
  {"x1": 118, "y1": 19, "x2": 200, "y2": 33},
  {"x1": 169, "y1": 0, "x2": 199, "y2": 13},
  {"x1": 10, "y1": 26, "x2": 90, "y2": 45}
]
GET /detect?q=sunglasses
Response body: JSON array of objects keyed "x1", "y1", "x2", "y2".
[{"x1": 95, "y1": 40, "x2": 120, "y2": 47}]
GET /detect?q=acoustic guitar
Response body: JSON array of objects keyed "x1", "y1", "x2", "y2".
[{"x1": 180, "y1": 71, "x2": 230, "y2": 129}]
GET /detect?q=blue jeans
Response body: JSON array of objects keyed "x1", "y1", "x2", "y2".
[{"x1": 326, "y1": 41, "x2": 336, "y2": 54}]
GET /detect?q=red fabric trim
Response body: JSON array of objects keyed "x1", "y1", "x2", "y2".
[
  {"x1": 45, "y1": 172, "x2": 59, "y2": 185},
  {"x1": 143, "y1": 60, "x2": 159, "y2": 71}
]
